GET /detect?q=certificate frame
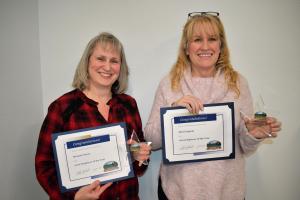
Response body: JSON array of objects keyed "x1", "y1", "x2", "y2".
[
  {"x1": 51, "y1": 122, "x2": 134, "y2": 192},
  {"x1": 160, "y1": 102, "x2": 235, "y2": 164}
]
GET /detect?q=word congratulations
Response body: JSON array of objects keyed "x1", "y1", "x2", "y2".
[
  {"x1": 174, "y1": 114, "x2": 216, "y2": 124},
  {"x1": 66, "y1": 135, "x2": 110, "y2": 149}
]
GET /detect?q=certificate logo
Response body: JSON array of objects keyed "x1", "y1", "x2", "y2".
[
  {"x1": 206, "y1": 140, "x2": 222, "y2": 150},
  {"x1": 103, "y1": 161, "x2": 119, "y2": 172}
]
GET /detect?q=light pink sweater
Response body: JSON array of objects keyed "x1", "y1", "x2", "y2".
[{"x1": 145, "y1": 68, "x2": 262, "y2": 200}]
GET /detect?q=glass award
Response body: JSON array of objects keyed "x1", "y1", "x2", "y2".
[{"x1": 129, "y1": 130, "x2": 151, "y2": 165}]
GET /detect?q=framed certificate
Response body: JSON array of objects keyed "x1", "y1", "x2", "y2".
[
  {"x1": 160, "y1": 102, "x2": 235, "y2": 164},
  {"x1": 51, "y1": 122, "x2": 134, "y2": 192}
]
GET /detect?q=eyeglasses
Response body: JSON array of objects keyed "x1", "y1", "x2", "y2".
[{"x1": 188, "y1": 12, "x2": 220, "y2": 19}]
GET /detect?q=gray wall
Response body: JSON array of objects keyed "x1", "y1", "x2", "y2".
[
  {"x1": 0, "y1": 0, "x2": 47, "y2": 199},
  {"x1": 0, "y1": 0, "x2": 299, "y2": 199}
]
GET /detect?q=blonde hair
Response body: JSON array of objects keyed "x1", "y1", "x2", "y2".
[
  {"x1": 72, "y1": 32, "x2": 129, "y2": 94},
  {"x1": 170, "y1": 14, "x2": 240, "y2": 96}
]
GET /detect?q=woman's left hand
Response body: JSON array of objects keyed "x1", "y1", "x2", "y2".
[
  {"x1": 245, "y1": 117, "x2": 282, "y2": 139},
  {"x1": 128, "y1": 140, "x2": 152, "y2": 166}
]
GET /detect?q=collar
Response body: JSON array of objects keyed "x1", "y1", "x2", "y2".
[
  {"x1": 181, "y1": 66, "x2": 228, "y2": 103},
  {"x1": 75, "y1": 89, "x2": 121, "y2": 106}
]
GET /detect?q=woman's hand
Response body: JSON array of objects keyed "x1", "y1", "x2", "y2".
[
  {"x1": 74, "y1": 180, "x2": 112, "y2": 200},
  {"x1": 172, "y1": 95, "x2": 203, "y2": 114},
  {"x1": 245, "y1": 116, "x2": 282, "y2": 139},
  {"x1": 128, "y1": 139, "x2": 152, "y2": 166}
]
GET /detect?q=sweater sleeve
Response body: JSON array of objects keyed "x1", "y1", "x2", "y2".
[
  {"x1": 237, "y1": 74, "x2": 263, "y2": 155},
  {"x1": 144, "y1": 77, "x2": 170, "y2": 150}
]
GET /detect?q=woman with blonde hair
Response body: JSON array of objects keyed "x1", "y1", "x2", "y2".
[
  {"x1": 36, "y1": 32, "x2": 151, "y2": 200},
  {"x1": 145, "y1": 12, "x2": 281, "y2": 200}
]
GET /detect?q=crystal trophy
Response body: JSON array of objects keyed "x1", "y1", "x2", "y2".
[
  {"x1": 129, "y1": 130, "x2": 151, "y2": 165},
  {"x1": 252, "y1": 95, "x2": 268, "y2": 126},
  {"x1": 251, "y1": 95, "x2": 271, "y2": 137}
]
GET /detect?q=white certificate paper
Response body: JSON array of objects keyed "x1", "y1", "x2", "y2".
[
  {"x1": 160, "y1": 102, "x2": 235, "y2": 164},
  {"x1": 52, "y1": 122, "x2": 134, "y2": 192}
]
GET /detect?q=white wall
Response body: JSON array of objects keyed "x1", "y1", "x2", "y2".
[
  {"x1": 0, "y1": 0, "x2": 299, "y2": 199},
  {"x1": 39, "y1": 1, "x2": 300, "y2": 199},
  {"x1": 0, "y1": 0, "x2": 47, "y2": 199}
]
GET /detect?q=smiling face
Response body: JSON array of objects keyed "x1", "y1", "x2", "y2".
[
  {"x1": 87, "y1": 43, "x2": 121, "y2": 91},
  {"x1": 186, "y1": 23, "x2": 221, "y2": 77}
]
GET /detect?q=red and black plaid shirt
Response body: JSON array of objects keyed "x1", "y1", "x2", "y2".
[{"x1": 35, "y1": 89, "x2": 147, "y2": 200}]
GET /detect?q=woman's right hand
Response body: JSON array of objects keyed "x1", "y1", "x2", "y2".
[
  {"x1": 74, "y1": 180, "x2": 112, "y2": 200},
  {"x1": 172, "y1": 95, "x2": 203, "y2": 114}
]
